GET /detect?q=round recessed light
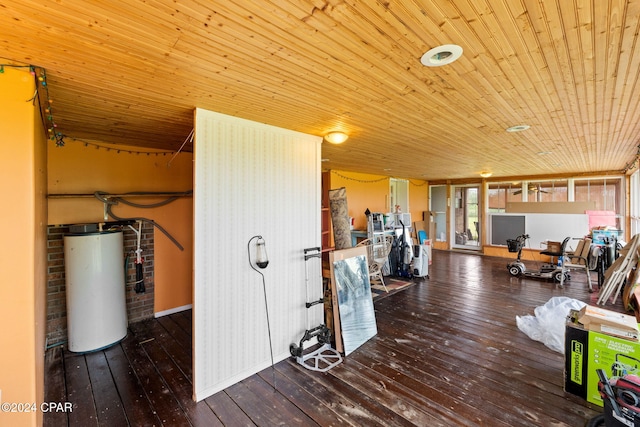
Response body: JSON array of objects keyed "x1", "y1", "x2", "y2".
[
  {"x1": 506, "y1": 125, "x2": 531, "y2": 132},
  {"x1": 420, "y1": 44, "x2": 463, "y2": 67}
]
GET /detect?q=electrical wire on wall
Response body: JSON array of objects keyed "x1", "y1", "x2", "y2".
[
  {"x1": 93, "y1": 190, "x2": 192, "y2": 251},
  {"x1": 167, "y1": 128, "x2": 194, "y2": 167}
]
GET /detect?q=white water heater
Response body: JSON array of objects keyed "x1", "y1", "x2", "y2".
[{"x1": 64, "y1": 230, "x2": 127, "y2": 352}]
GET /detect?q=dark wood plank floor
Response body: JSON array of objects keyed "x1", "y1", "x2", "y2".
[{"x1": 44, "y1": 250, "x2": 616, "y2": 426}]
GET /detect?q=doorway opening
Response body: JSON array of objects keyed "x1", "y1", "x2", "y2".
[
  {"x1": 451, "y1": 185, "x2": 481, "y2": 250},
  {"x1": 389, "y1": 178, "x2": 409, "y2": 213}
]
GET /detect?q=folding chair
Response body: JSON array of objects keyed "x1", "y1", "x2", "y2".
[{"x1": 559, "y1": 237, "x2": 593, "y2": 292}]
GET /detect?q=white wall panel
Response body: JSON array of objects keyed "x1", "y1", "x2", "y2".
[{"x1": 193, "y1": 109, "x2": 322, "y2": 401}]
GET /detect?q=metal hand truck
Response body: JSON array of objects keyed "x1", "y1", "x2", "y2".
[{"x1": 288, "y1": 247, "x2": 342, "y2": 372}]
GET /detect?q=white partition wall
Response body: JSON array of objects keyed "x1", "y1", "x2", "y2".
[
  {"x1": 489, "y1": 213, "x2": 590, "y2": 249},
  {"x1": 193, "y1": 109, "x2": 322, "y2": 401}
]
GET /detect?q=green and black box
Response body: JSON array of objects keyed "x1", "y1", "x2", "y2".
[{"x1": 565, "y1": 321, "x2": 640, "y2": 406}]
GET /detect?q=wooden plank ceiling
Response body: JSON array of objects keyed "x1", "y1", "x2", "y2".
[{"x1": 2, "y1": 0, "x2": 640, "y2": 180}]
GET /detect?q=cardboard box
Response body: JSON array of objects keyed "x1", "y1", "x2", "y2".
[
  {"x1": 577, "y1": 305, "x2": 639, "y2": 341},
  {"x1": 544, "y1": 240, "x2": 562, "y2": 253},
  {"x1": 565, "y1": 322, "x2": 640, "y2": 406},
  {"x1": 422, "y1": 211, "x2": 436, "y2": 242},
  {"x1": 591, "y1": 229, "x2": 623, "y2": 245},
  {"x1": 413, "y1": 220, "x2": 427, "y2": 242}
]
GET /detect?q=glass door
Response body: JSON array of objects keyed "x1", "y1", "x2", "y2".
[
  {"x1": 451, "y1": 185, "x2": 481, "y2": 250},
  {"x1": 430, "y1": 185, "x2": 447, "y2": 243}
]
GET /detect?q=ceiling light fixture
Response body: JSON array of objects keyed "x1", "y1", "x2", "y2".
[
  {"x1": 480, "y1": 171, "x2": 492, "y2": 178},
  {"x1": 506, "y1": 125, "x2": 531, "y2": 132},
  {"x1": 324, "y1": 131, "x2": 348, "y2": 144},
  {"x1": 420, "y1": 44, "x2": 463, "y2": 67}
]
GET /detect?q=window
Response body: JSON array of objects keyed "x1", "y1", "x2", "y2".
[
  {"x1": 631, "y1": 171, "x2": 640, "y2": 236},
  {"x1": 574, "y1": 178, "x2": 620, "y2": 211},
  {"x1": 524, "y1": 180, "x2": 568, "y2": 202},
  {"x1": 490, "y1": 180, "x2": 569, "y2": 206},
  {"x1": 487, "y1": 182, "x2": 523, "y2": 212},
  {"x1": 490, "y1": 177, "x2": 624, "y2": 227},
  {"x1": 574, "y1": 177, "x2": 623, "y2": 228}
]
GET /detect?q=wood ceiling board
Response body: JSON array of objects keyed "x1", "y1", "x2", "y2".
[{"x1": 1, "y1": 0, "x2": 639, "y2": 179}]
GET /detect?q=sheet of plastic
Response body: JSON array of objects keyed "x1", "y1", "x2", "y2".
[{"x1": 516, "y1": 296, "x2": 587, "y2": 354}]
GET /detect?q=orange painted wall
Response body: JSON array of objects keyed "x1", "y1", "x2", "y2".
[
  {"x1": 48, "y1": 142, "x2": 194, "y2": 313},
  {"x1": 0, "y1": 67, "x2": 46, "y2": 427},
  {"x1": 409, "y1": 180, "x2": 430, "y2": 224},
  {"x1": 329, "y1": 170, "x2": 429, "y2": 231},
  {"x1": 329, "y1": 170, "x2": 389, "y2": 230}
]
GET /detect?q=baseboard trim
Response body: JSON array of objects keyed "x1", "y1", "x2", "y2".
[{"x1": 155, "y1": 304, "x2": 193, "y2": 318}]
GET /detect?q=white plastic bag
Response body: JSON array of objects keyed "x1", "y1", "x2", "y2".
[{"x1": 516, "y1": 296, "x2": 586, "y2": 354}]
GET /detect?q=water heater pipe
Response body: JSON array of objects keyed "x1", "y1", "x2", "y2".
[{"x1": 127, "y1": 220, "x2": 145, "y2": 293}]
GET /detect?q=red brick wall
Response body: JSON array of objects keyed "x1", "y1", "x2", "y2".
[{"x1": 46, "y1": 223, "x2": 155, "y2": 348}]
